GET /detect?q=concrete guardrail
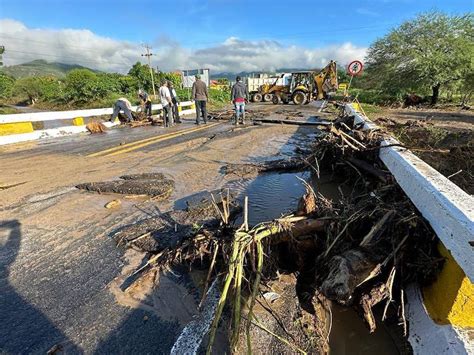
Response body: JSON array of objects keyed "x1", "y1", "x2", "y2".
[
  {"x1": 0, "y1": 101, "x2": 196, "y2": 146},
  {"x1": 345, "y1": 103, "x2": 473, "y2": 354}
]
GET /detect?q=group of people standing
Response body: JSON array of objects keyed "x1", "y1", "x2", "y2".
[
  {"x1": 110, "y1": 74, "x2": 250, "y2": 126},
  {"x1": 158, "y1": 80, "x2": 181, "y2": 127}
]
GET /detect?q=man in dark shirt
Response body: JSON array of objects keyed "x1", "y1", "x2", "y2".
[
  {"x1": 231, "y1": 76, "x2": 249, "y2": 124},
  {"x1": 192, "y1": 74, "x2": 208, "y2": 125},
  {"x1": 138, "y1": 89, "x2": 152, "y2": 118}
]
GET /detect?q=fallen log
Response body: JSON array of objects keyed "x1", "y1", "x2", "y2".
[
  {"x1": 76, "y1": 172, "x2": 175, "y2": 197},
  {"x1": 76, "y1": 179, "x2": 174, "y2": 197},
  {"x1": 253, "y1": 118, "x2": 332, "y2": 126},
  {"x1": 346, "y1": 157, "x2": 391, "y2": 183},
  {"x1": 224, "y1": 158, "x2": 306, "y2": 176}
]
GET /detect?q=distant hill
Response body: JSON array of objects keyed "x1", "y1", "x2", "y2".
[{"x1": 1, "y1": 60, "x2": 96, "y2": 79}]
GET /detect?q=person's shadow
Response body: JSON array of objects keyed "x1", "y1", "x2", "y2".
[{"x1": 0, "y1": 220, "x2": 80, "y2": 354}]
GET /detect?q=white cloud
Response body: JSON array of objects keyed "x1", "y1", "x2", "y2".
[{"x1": 0, "y1": 19, "x2": 367, "y2": 74}]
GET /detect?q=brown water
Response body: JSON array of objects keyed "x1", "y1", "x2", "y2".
[{"x1": 227, "y1": 170, "x2": 401, "y2": 354}]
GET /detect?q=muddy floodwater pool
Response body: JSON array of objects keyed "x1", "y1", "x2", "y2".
[
  {"x1": 225, "y1": 171, "x2": 310, "y2": 226},
  {"x1": 223, "y1": 170, "x2": 401, "y2": 354}
]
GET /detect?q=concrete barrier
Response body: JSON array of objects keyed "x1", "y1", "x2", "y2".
[
  {"x1": 0, "y1": 101, "x2": 196, "y2": 146},
  {"x1": 345, "y1": 102, "x2": 473, "y2": 353}
]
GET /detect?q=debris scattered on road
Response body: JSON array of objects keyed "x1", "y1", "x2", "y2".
[
  {"x1": 224, "y1": 158, "x2": 307, "y2": 177},
  {"x1": 105, "y1": 107, "x2": 444, "y2": 353},
  {"x1": 104, "y1": 199, "x2": 121, "y2": 209},
  {"x1": 0, "y1": 181, "x2": 28, "y2": 190},
  {"x1": 86, "y1": 121, "x2": 107, "y2": 134},
  {"x1": 76, "y1": 173, "x2": 174, "y2": 198}
]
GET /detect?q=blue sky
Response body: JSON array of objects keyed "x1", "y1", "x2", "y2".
[{"x1": 0, "y1": 0, "x2": 472, "y2": 72}]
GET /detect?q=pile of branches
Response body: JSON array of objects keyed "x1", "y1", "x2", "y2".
[
  {"x1": 307, "y1": 114, "x2": 443, "y2": 333},
  {"x1": 113, "y1": 114, "x2": 443, "y2": 353}
]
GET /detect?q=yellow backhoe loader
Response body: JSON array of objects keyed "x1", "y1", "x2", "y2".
[{"x1": 272, "y1": 60, "x2": 338, "y2": 105}]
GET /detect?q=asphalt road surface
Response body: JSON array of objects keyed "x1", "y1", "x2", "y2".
[{"x1": 0, "y1": 107, "x2": 323, "y2": 353}]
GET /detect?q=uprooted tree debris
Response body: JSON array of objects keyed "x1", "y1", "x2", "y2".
[
  {"x1": 76, "y1": 173, "x2": 175, "y2": 199},
  {"x1": 109, "y1": 110, "x2": 443, "y2": 353}
]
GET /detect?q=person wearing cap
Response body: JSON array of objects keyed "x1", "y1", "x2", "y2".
[
  {"x1": 138, "y1": 89, "x2": 152, "y2": 118},
  {"x1": 231, "y1": 76, "x2": 249, "y2": 124},
  {"x1": 110, "y1": 97, "x2": 134, "y2": 123},
  {"x1": 159, "y1": 79, "x2": 173, "y2": 127},
  {"x1": 191, "y1": 74, "x2": 208, "y2": 124}
]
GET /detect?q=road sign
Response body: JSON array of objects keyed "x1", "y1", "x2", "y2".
[{"x1": 347, "y1": 60, "x2": 363, "y2": 76}]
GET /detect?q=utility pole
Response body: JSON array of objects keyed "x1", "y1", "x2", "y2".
[{"x1": 141, "y1": 44, "x2": 156, "y2": 96}]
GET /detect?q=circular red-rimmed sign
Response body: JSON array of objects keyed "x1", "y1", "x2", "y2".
[{"x1": 347, "y1": 60, "x2": 364, "y2": 76}]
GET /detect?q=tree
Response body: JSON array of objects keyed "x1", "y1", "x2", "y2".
[
  {"x1": 365, "y1": 12, "x2": 474, "y2": 105},
  {"x1": 156, "y1": 71, "x2": 182, "y2": 88},
  {"x1": 128, "y1": 62, "x2": 156, "y2": 93},
  {"x1": 64, "y1": 69, "x2": 108, "y2": 103},
  {"x1": 12, "y1": 76, "x2": 62, "y2": 104},
  {"x1": 0, "y1": 72, "x2": 15, "y2": 99}
]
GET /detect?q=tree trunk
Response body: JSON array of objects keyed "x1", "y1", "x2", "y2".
[{"x1": 431, "y1": 83, "x2": 440, "y2": 105}]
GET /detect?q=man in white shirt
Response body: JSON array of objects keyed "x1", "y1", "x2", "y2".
[
  {"x1": 111, "y1": 97, "x2": 134, "y2": 122},
  {"x1": 159, "y1": 80, "x2": 173, "y2": 127}
]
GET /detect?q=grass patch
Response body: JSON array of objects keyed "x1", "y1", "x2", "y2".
[
  {"x1": 0, "y1": 105, "x2": 20, "y2": 114},
  {"x1": 358, "y1": 103, "x2": 385, "y2": 118}
]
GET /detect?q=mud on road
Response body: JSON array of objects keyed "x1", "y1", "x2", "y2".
[{"x1": 0, "y1": 103, "x2": 338, "y2": 353}]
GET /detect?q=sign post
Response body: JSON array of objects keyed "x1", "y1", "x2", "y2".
[{"x1": 346, "y1": 60, "x2": 364, "y2": 96}]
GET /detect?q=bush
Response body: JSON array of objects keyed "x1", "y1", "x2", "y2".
[
  {"x1": 0, "y1": 72, "x2": 15, "y2": 99},
  {"x1": 349, "y1": 88, "x2": 401, "y2": 105},
  {"x1": 64, "y1": 69, "x2": 108, "y2": 103},
  {"x1": 12, "y1": 76, "x2": 63, "y2": 104}
]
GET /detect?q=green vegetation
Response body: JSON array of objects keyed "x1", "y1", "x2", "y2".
[
  {"x1": 0, "y1": 104, "x2": 19, "y2": 114},
  {"x1": 0, "y1": 72, "x2": 15, "y2": 99},
  {"x1": 0, "y1": 61, "x2": 231, "y2": 110},
  {"x1": 365, "y1": 12, "x2": 473, "y2": 105},
  {"x1": 12, "y1": 76, "x2": 62, "y2": 104}
]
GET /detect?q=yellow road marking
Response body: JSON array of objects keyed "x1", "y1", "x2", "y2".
[
  {"x1": 87, "y1": 126, "x2": 200, "y2": 157},
  {"x1": 88, "y1": 123, "x2": 220, "y2": 157}
]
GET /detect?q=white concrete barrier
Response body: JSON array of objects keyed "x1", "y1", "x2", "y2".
[
  {"x1": 0, "y1": 101, "x2": 195, "y2": 124},
  {"x1": 345, "y1": 102, "x2": 474, "y2": 353},
  {"x1": 0, "y1": 101, "x2": 196, "y2": 146},
  {"x1": 344, "y1": 103, "x2": 474, "y2": 282}
]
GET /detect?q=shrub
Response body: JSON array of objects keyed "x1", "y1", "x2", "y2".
[
  {"x1": 0, "y1": 72, "x2": 15, "y2": 99},
  {"x1": 12, "y1": 76, "x2": 63, "y2": 104}
]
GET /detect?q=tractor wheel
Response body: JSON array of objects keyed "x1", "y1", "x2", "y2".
[
  {"x1": 292, "y1": 91, "x2": 307, "y2": 105},
  {"x1": 252, "y1": 93, "x2": 263, "y2": 102},
  {"x1": 263, "y1": 93, "x2": 273, "y2": 102},
  {"x1": 272, "y1": 95, "x2": 281, "y2": 105}
]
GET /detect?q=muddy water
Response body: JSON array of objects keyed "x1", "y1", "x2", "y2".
[
  {"x1": 226, "y1": 170, "x2": 400, "y2": 354},
  {"x1": 225, "y1": 171, "x2": 310, "y2": 226}
]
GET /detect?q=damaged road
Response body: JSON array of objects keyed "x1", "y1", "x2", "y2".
[{"x1": 1, "y1": 105, "x2": 343, "y2": 353}]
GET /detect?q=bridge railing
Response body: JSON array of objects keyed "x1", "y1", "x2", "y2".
[{"x1": 0, "y1": 101, "x2": 196, "y2": 145}]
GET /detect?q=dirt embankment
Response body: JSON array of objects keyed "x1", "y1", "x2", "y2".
[{"x1": 371, "y1": 107, "x2": 474, "y2": 194}]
